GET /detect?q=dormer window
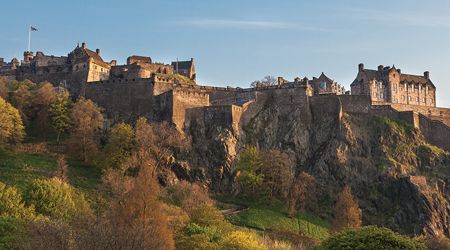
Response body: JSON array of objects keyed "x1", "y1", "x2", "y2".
[{"x1": 320, "y1": 81, "x2": 326, "y2": 89}]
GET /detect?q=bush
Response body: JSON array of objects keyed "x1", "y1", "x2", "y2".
[
  {"x1": 316, "y1": 226, "x2": 426, "y2": 250},
  {"x1": 24, "y1": 178, "x2": 91, "y2": 221},
  {"x1": 0, "y1": 217, "x2": 27, "y2": 249},
  {"x1": 0, "y1": 181, "x2": 34, "y2": 219},
  {"x1": 218, "y1": 230, "x2": 267, "y2": 250},
  {"x1": 0, "y1": 97, "x2": 25, "y2": 146}
]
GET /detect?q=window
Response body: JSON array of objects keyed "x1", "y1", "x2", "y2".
[
  {"x1": 402, "y1": 95, "x2": 405, "y2": 101},
  {"x1": 320, "y1": 81, "x2": 326, "y2": 89},
  {"x1": 380, "y1": 93, "x2": 384, "y2": 99},
  {"x1": 422, "y1": 98, "x2": 425, "y2": 103},
  {"x1": 404, "y1": 83, "x2": 407, "y2": 91},
  {"x1": 426, "y1": 86, "x2": 429, "y2": 94},
  {"x1": 409, "y1": 96, "x2": 412, "y2": 101},
  {"x1": 431, "y1": 98, "x2": 433, "y2": 103},
  {"x1": 379, "y1": 82, "x2": 383, "y2": 88},
  {"x1": 418, "y1": 85, "x2": 421, "y2": 93},
  {"x1": 416, "y1": 97, "x2": 419, "y2": 102},
  {"x1": 411, "y1": 84, "x2": 414, "y2": 92}
]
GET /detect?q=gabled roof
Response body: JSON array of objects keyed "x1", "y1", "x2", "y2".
[{"x1": 83, "y1": 48, "x2": 104, "y2": 63}]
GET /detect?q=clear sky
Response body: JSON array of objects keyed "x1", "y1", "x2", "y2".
[{"x1": 1, "y1": 0, "x2": 449, "y2": 107}]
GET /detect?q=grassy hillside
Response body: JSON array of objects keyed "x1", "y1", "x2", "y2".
[
  {"x1": 221, "y1": 197, "x2": 330, "y2": 241},
  {"x1": 0, "y1": 149, "x2": 106, "y2": 209}
]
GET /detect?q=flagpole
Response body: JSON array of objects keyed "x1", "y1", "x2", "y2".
[{"x1": 27, "y1": 25, "x2": 31, "y2": 52}]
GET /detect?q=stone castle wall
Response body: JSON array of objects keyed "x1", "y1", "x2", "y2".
[{"x1": 84, "y1": 78, "x2": 154, "y2": 122}]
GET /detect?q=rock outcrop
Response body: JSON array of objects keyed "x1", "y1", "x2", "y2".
[{"x1": 183, "y1": 95, "x2": 450, "y2": 237}]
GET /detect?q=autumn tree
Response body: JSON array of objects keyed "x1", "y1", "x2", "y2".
[
  {"x1": 69, "y1": 98, "x2": 103, "y2": 164},
  {"x1": 0, "y1": 78, "x2": 7, "y2": 100},
  {"x1": 11, "y1": 84, "x2": 33, "y2": 122},
  {"x1": 236, "y1": 146, "x2": 264, "y2": 195},
  {"x1": 49, "y1": 90, "x2": 72, "y2": 143},
  {"x1": 32, "y1": 82, "x2": 57, "y2": 138},
  {"x1": 96, "y1": 122, "x2": 134, "y2": 169},
  {"x1": 135, "y1": 117, "x2": 188, "y2": 170},
  {"x1": 250, "y1": 75, "x2": 277, "y2": 88},
  {"x1": 76, "y1": 149, "x2": 175, "y2": 249},
  {"x1": 286, "y1": 171, "x2": 316, "y2": 217},
  {"x1": 53, "y1": 155, "x2": 68, "y2": 183},
  {"x1": 0, "y1": 97, "x2": 25, "y2": 146},
  {"x1": 331, "y1": 185, "x2": 362, "y2": 232},
  {"x1": 261, "y1": 149, "x2": 293, "y2": 200}
]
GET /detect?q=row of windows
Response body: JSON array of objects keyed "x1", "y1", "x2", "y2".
[
  {"x1": 374, "y1": 81, "x2": 431, "y2": 94},
  {"x1": 399, "y1": 95, "x2": 434, "y2": 103}
]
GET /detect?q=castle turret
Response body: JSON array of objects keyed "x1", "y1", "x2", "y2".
[
  {"x1": 424, "y1": 71, "x2": 430, "y2": 80},
  {"x1": 23, "y1": 51, "x2": 33, "y2": 63}
]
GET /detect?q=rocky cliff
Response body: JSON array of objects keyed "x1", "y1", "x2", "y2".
[{"x1": 179, "y1": 95, "x2": 449, "y2": 238}]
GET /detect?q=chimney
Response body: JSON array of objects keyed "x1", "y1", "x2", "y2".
[
  {"x1": 424, "y1": 71, "x2": 430, "y2": 80},
  {"x1": 358, "y1": 63, "x2": 364, "y2": 72},
  {"x1": 190, "y1": 57, "x2": 194, "y2": 62},
  {"x1": 81, "y1": 42, "x2": 86, "y2": 49},
  {"x1": 398, "y1": 68, "x2": 401, "y2": 74},
  {"x1": 96, "y1": 48, "x2": 100, "y2": 55},
  {"x1": 378, "y1": 65, "x2": 383, "y2": 72}
]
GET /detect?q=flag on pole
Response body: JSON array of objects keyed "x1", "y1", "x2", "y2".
[{"x1": 30, "y1": 26, "x2": 38, "y2": 31}]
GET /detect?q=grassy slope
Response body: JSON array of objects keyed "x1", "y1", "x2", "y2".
[
  {"x1": 0, "y1": 149, "x2": 106, "y2": 208},
  {"x1": 221, "y1": 197, "x2": 330, "y2": 241}
]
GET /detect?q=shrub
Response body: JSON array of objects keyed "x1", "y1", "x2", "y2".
[
  {"x1": 218, "y1": 230, "x2": 267, "y2": 250},
  {"x1": 24, "y1": 178, "x2": 91, "y2": 221},
  {"x1": 316, "y1": 226, "x2": 426, "y2": 250},
  {"x1": 0, "y1": 181, "x2": 34, "y2": 219},
  {"x1": 0, "y1": 217, "x2": 27, "y2": 249}
]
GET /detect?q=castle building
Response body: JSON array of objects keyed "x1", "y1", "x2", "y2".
[
  {"x1": 308, "y1": 72, "x2": 345, "y2": 95},
  {"x1": 351, "y1": 63, "x2": 436, "y2": 107},
  {"x1": 172, "y1": 58, "x2": 196, "y2": 81}
]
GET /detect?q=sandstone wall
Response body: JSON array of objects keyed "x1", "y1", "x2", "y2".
[{"x1": 84, "y1": 78, "x2": 154, "y2": 122}]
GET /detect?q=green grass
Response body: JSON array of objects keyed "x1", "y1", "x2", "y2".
[
  {"x1": 0, "y1": 149, "x2": 107, "y2": 210},
  {"x1": 0, "y1": 150, "x2": 56, "y2": 191},
  {"x1": 221, "y1": 197, "x2": 330, "y2": 240}
]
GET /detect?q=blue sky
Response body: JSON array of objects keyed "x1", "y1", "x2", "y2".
[{"x1": 1, "y1": 0, "x2": 449, "y2": 107}]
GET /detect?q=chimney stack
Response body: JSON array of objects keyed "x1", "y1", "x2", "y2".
[
  {"x1": 96, "y1": 48, "x2": 100, "y2": 55},
  {"x1": 81, "y1": 42, "x2": 86, "y2": 49},
  {"x1": 358, "y1": 63, "x2": 364, "y2": 72},
  {"x1": 424, "y1": 71, "x2": 430, "y2": 80},
  {"x1": 378, "y1": 65, "x2": 383, "y2": 72}
]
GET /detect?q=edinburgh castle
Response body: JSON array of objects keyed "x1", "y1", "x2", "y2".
[{"x1": 1, "y1": 43, "x2": 449, "y2": 150}]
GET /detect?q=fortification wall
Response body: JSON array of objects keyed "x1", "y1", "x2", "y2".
[
  {"x1": 185, "y1": 105, "x2": 242, "y2": 133},
  {"x1": 171, "y1": 89, "x2": 209, "y2": 130},
  {"x1": 337, "y1": 95, "x2": 371, "y2": 113},
  {"x1": 370, "y1": 105, "x2": 450, "y2": 151},
  {"x1": 84, "y1": 78, "x2": 154, "y2": 122},
  {"x1": 387, "y1": 104, "x2": 450, "y2": 127}
]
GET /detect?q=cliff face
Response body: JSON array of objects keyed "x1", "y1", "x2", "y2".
[{"x1": 183, "y1": 95, "x2": 450, "y2": 238}]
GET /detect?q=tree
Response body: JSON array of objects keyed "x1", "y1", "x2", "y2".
[
  {"x1": 236, "y1": 146, "x2": 264, "y2": 195},
  {"x1": 78, "y1": 149, "x2": 175, "y2": 249},
  {"x1": 0, "y1": 97, "x2": 25, "y2": 146},
  {"x1": 250, "y1": 75, "x2": 277, "y2": 88},
  {"x1": 286, "y1": 171, "x2": 316, "y2": 217},
  {"x1": 49, "y1": 90, "x2": 72, "y2": 143},
  {"x1": 32, "y1": 82, "x2": 57, "y2": 137},
  {"x1": 331, "y1": 185, "x2": 362, "y2": 232},
  {"x1": 317, "y1": 226, "x2": 426, "y2": 250},
  {"x1": 69, "y1": 97, "x2": 103, "y2": 163},
  {"x1": 0, "y1": 78, "x2": 7, "y2": 100},
  {"x1": 53, "y1": 155, "x2": 69, "y2": 183},
  {"x1": 96, "y1": 122, "x2": 134, "y2": 169},
  {"x1": 11, "y1": 84, "x2": 32, "y2": 122},
  {"x1": 135, "y1": 117, "x2": 188, "y2": 170},
  {"x1": 261, "y1": 149, "x2": 293, "y2": 200}
]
